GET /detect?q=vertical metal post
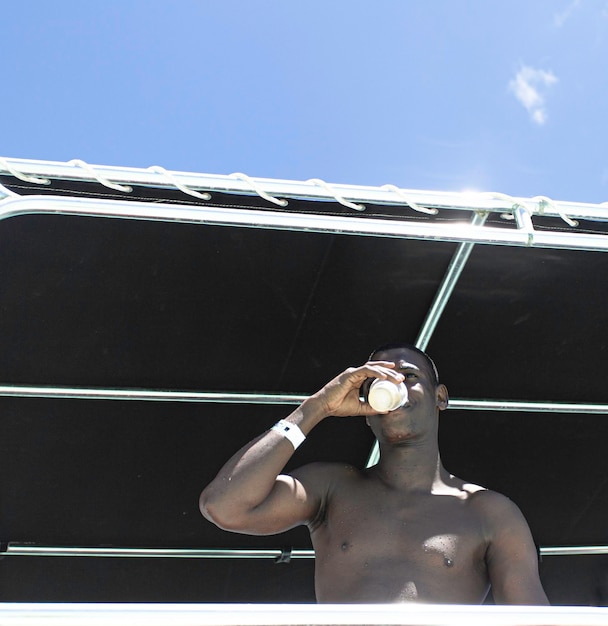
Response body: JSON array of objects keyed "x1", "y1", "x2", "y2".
[
  {"x1": 366, "y1": 212, "x2": 489, "y2": 467},
  {"x1": 415, "y1": 211, "x2": 489, "y2": 351}
]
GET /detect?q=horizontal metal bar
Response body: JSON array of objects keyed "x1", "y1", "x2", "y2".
[
  {"x1": 1, "y1": 384, "x2": 608, "y2": 414},
  {"x1": 448, "y1": 399, "x2": 608, "y2": 414},
  {"x1": 1, "y1": 602, "x2": 607, "y2": 626},
  {"x1": 0, "y1": 385, "x2": 306, "y2": 404},
  {"x1": 540, "y1": 546, "x2": 608, "y2": 556},
  {"x1": 2, "y1": 195, "x2": 608, "y2": 253},
  {"x1": 3, "y1": 544, "x2": 606, "y2": 559},
  {"x1": 2, "y1": 545, "x2": 315, "y2": 559},
  {"x1": 2, "y1": 156, "x2": 608, "y2": 222}
]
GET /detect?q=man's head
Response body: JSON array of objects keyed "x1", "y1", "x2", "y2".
[
  {"x1": 362, "y1": 343, "x2": 448, "y2": 443},
  {"x1": 368, "y1": 342, "x2": 440, "y2": 385}
]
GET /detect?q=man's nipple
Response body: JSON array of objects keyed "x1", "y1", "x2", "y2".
[{"x1": 423, "y1": 534, "x2": 457, "y2": 568}]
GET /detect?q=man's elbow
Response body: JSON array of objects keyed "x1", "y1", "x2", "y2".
[
  {"x1": 199, "y1": 489, "x2": 226, "y2": 527},
  {"x1": 198, "y1": 489, "x2": 247, "y2": 532}
]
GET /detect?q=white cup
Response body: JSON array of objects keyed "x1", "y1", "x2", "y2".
[{"x1": 367, "y1": 379, "x2": 408, "y2": 412}]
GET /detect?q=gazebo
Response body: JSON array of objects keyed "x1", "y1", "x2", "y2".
[{"x1": 0, "y1": 156, "x2": 606, "y2": 621}]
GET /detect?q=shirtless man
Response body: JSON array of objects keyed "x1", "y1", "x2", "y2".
[{"x1": 200, "y1": 344, "x2": 548, "y2": 604}]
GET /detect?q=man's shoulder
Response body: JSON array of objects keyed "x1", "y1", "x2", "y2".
[
  {"x1": 288, "y1": 462, "x2": 363, "y2": 531},
  {"x1": 467, "y1": 486, "x2": 517, "y2": 511},
  {"x1": 442, "y1": 479, "x2": 516, "y2": 514},
  {"x1": 468, "y1": 487, "x2": 517, "y2": 507},
  {"x1": 466, "y1": 487, "x2": 530, "y2": 535},
  {"x1": 290, "y1": 461, "x2": 362, "y2": 483}
]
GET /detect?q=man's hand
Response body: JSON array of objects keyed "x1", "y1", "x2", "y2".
[{"x1": 309, "y1": 361, "x2": 404, "y2": 418}]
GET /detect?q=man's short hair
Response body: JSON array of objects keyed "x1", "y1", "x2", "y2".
[{"x1": 368, "y1": 342, "x2": 439, "y2": 385}]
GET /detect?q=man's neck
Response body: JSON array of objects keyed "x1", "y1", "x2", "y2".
[{"x1": 371, "y1": 440, "x2": 450, "y2": 493}]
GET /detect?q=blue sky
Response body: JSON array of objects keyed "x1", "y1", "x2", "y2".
[{"x1": 2, "y1": 0, "x2": 607, "y2": 204}]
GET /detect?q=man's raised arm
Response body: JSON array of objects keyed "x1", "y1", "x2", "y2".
[{"x1": 199, "y1": 361, "x2": 402, "y2": 536}]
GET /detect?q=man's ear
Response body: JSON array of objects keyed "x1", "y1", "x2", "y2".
[{"x1": 436, "y1": 384, "x2": 449, "y2": 411}]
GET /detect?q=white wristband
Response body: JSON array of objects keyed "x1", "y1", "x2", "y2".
[{"x1": 271, "y1": 419, "x2": 306, "y2": 450}]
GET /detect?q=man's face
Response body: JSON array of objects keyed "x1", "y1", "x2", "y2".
[{"x1": 365, "y1": 347, "x2": 448, "y2": 442}]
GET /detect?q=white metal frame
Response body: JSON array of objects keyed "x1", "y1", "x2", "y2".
[
  {"x1": 1, "y1": 192, "x2": 608, "y2": 252},
  {"x1": 1, "y1": 602, "x2": 608, "y2": 626},
  {"x1": 1, "y1": 156, "x2": 607, "y2": 221}
]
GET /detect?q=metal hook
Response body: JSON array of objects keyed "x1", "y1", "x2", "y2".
[
  {"x1": 147, "y1": 166, "x2": 211, "y2": 200},
  {"x1": 307, "y1": 178, "x2": 365, "y2": 211},
  {"x1": 381, "y1": 184, "x2": 437, "y2": 214},
  {"x1": 274, "y1": 547, "x2": 292, "y2": 564},
  {"x1": 0, "y1": 157, "x2": 50, "y2": 185},
  {"x1": 229, "y1": 173, "x2": 288, "y2": 207},
  {"x1": 533, "y1": 195, "x2": 578, "y2": 227},
  {"x1": 67, "y1": 159, "x2": 132, "y2": 193}
]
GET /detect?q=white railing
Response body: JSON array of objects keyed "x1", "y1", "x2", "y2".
[{"x1": 0, "y1": 602, "x2": 607, "y2": 626}]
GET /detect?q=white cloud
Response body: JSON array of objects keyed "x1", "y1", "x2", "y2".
[
  {"x1": 554, "y1": 0, "x2": 582, "y2": 27},
  {"x1": 508, "y1": 66, "x2": 558, "y2": 125}
]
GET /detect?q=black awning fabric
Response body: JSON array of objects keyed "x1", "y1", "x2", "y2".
[{"x1": 0, "y1": 173, "x2": 606, "y2": 605}]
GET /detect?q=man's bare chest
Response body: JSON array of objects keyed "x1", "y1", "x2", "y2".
[{"x1": 312, "y1": 485, "x2": 488, "y2": 573}]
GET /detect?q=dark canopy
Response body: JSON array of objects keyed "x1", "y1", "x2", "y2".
[{"x1": 0, "y1": 161, "x2": 606, "y2": 605}]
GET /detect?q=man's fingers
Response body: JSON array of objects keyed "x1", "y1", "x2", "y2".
[
  {"x1": 366, "y1": 360, "x2": 397, "y2": 367},
  {"x1": 321, "y1": 361, "x2": 405, "y2": 417},
  {"x1": 349, "y1": 361, "x2": 404, "y2": 383}
]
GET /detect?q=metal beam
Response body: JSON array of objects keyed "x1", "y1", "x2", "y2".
[
  {"x1": 414, "y1": 211, "x2": 489, "y2": 351},
  {"x1": 0, "y1": 385, "x2": 306, "y2": 405},
  {"x1": 1, "y1": 545, "x2": 315, "y2": 559},
  {"x1": 2, "y1": 156, "x2": 608, "y2": 223},
  {"x1": 366, "y1": 212, "x2": 489, "y2": 467},
  {"x1": 2, "y1": 195, "x2": 608, "y2": 253},
  {"x1": 0, "y1": 384, "x2": 607, "y2": 414},
  {"x1": 3, "y1": 543, "x2": 607, "y2": 559},
  {"x1": 1, "y1": 385, "x2": 608, "y2": 414},
  {"x1": 1, "y1": 602, "x2": 607, "y2": 626}
]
